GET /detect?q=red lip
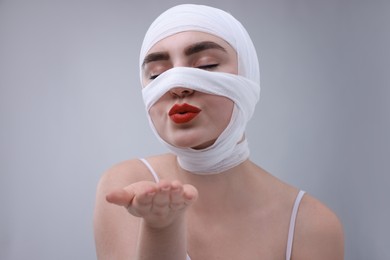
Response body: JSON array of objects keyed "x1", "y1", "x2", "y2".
[{"x1": 168, "y1": 103, "x2": 202, "y2": 124}]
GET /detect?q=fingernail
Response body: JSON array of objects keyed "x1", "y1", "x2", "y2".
[
  {"x1": 161, "y1": 186, "x2": 170, "y2": 192},
  {"x1": 171, "y1": 187, "x2": 180, "y2": 192},
  {"x1": 147, "y1": 191, "x2": 155, "y2": 196}
]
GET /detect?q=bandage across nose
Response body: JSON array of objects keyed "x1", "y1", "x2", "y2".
[{"x1": 142, "y1": 67, "x2": 260, "y2": 174}]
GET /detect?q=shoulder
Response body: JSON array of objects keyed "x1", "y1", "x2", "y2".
[
  {"x1": 96, "y1": 159, "x2": 148, "y2": 193},
  {"x1": 292, "y1": 193, "x2": 344, "y2": 260},
  {"x1": 97, "y1": 153, "x2": 176, "y2": 189}
]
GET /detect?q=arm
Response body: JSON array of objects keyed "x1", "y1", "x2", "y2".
[{"x1": 93, "y1": 160, "x2": 197, "y2": 260}]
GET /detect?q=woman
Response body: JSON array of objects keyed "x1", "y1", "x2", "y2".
[{"x1": 94, "y1": 4, "x2": 344, "y2": 260}]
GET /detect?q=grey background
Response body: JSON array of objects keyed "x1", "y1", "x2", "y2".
[{"x1": 1, "y1": 0, "x2": 389, "y2": 259}]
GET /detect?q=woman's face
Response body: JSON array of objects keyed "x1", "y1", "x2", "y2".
[{"x1": 142, "y1": 31, "x2": 238, "y2": 149}]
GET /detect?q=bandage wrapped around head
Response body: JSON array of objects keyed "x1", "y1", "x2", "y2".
[{"x1": 140, "y1": 4, "x2": 260, "y2": 174}]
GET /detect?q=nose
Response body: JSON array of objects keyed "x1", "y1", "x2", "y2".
[{"x1": 169, "y1": 87, "x2": 194, "y2": 98}]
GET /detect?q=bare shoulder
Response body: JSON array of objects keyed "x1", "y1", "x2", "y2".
[
  {"x1": 293, "y1": 193, "x2": 344, "y2": 260},
  {"x1": 97, "y1": 158, "x2": 151, "y2": 189},
  {"x1": 97, "y1": 153, "x2": 176, "y2": 189}
]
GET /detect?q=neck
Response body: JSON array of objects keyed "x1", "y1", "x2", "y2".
[
  {"x1": 179, "y1": 159, "x2": 261, "y2": 214},
  {"x1": 177, "y1": 136, "x2": 250, "y2": 174}
]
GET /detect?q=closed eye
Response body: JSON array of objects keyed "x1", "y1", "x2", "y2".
[
  {"x1": 149, "y1": 74, "x2": 160, "y2": 80},
  {"x1": 197, "y1": 64, "x2": 219, "y2": 70},
  {"x1": 149, "y1": 64, "x2": 219, "y2": 80}
]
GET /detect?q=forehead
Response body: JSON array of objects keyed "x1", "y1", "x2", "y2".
[{"x1": 146, "y1": 31, "x2": 236, "y2": 56}]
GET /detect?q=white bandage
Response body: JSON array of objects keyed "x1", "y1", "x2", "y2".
[{"x1": 140, "y1": 4, "x2": 261, "y2": 174}]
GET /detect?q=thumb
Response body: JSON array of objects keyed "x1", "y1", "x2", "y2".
[{"x1": 106, "y1": 187, "x2": 135, "y2": 207}]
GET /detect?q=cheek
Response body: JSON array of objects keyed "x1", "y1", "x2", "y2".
[
  {"x1": 205, "y1": 96, "x2": 234, "y2": 127},
  {"x1": 149, "y1": 103, "x2": 165, "y2": 127},
  {"x1": 148, "y1": 93, "x2": 168, "y2": 117},
  {"x1": 220, "y1": 101, "x2": 234, "y2": 126},
  {"x1": 148, "y1": 97, "x2": 171, "y2": 137}
]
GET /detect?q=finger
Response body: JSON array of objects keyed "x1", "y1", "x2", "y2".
[
  {"x1": 169, "y1": 181, "x2": 185, "y2": 210},
  {"x1": 183, "y1": 184, "x2": 198, "y2": 204},
  {"x1": 153, "y1": 181, "x2": 171, "y2": 207},
  {"x1": 132, "y1": 188, "x2": 156, "y2": 209},
  {"x1": 126, "y1": 182, "x2": 158, "y2": 215},
  {"x1": 150, "y1": 181, "x2": 171, "y2": 215},
  {"x1": 106, "y1": 188, "x2": 135, "y2": 207}
]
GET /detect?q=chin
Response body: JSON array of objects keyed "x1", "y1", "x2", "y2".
[
  {"x1": 166, "y1": 133, "x2": 215, "y2": 150},
  {"x1": 170, "y1": 137, "x2": 216, "y2": 150},
  {"x1": 163, "y1": 127, "x2": 218, "y2": 149},
  {"x1": 191, "y1": 140, "x2": 216, "y2": 150}
]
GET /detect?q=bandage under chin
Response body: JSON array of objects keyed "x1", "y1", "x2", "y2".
[{"x1": 142, "y1": 67, "x2": 260, "y2": 174}]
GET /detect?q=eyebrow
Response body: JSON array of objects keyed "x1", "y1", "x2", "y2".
[
  {"x1": 184, "y1": 41, "x2": 227, "y2": 56},
  {"x1": 142, "y1": 41, "x2": 227, "y2": 67},
  {"x1": 142, "y1": 52, "x2": 170, "y2": 67}
]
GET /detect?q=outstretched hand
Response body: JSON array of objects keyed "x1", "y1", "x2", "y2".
[{"x1": 106, "y1": 180, "x2": 198, "y2": 228}]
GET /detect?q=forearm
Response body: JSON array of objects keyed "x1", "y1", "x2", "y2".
[{"x1": 136, "y1": 216, "x2": 187, "y2": 260}]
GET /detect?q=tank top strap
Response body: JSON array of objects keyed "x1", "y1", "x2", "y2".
[
  {"x1": 139, "y1": 158, "x2": 160, "y2": 183},
  {"x1": 286, "y1": 190, "x2": 305, "y2": 260}
]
